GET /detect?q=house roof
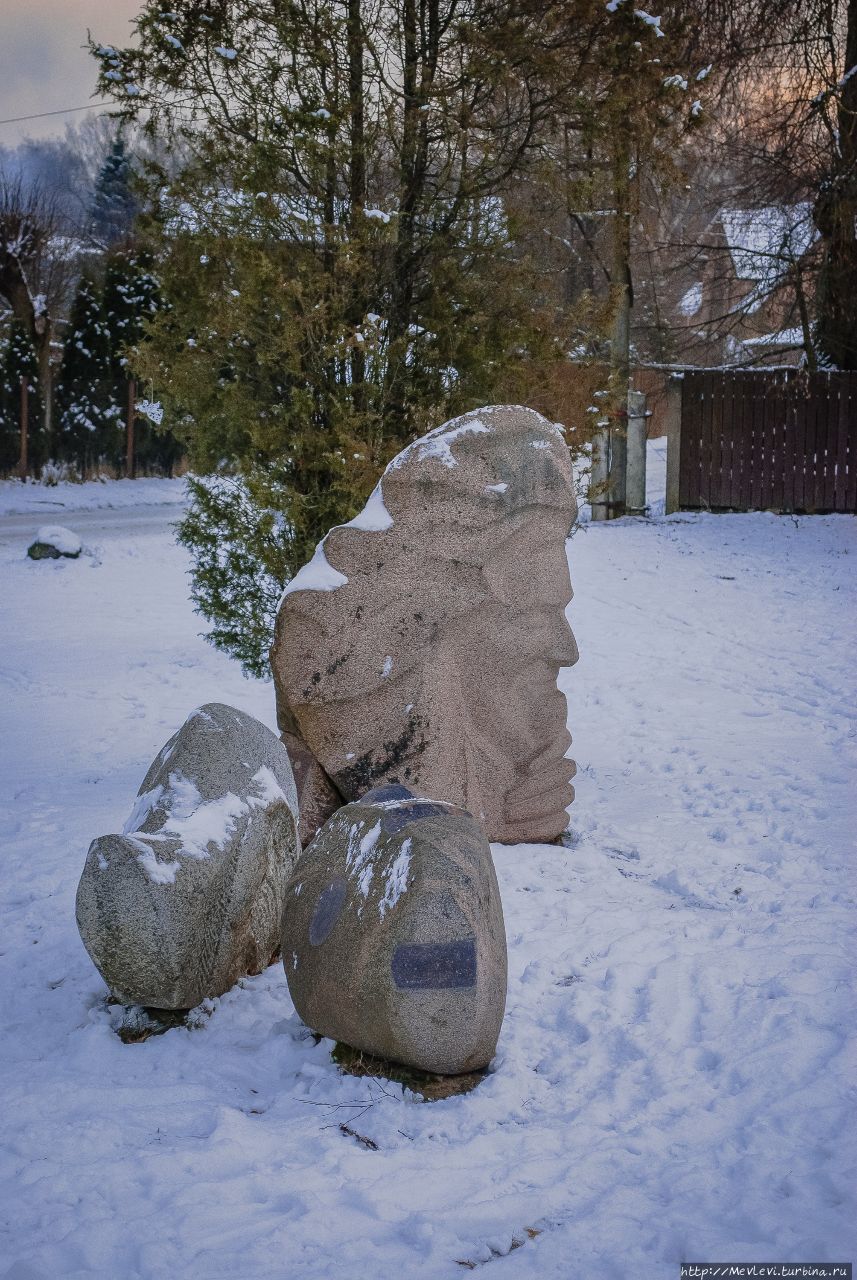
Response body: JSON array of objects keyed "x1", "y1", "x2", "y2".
[{"x1": 719, "y1": 204, "x2": 817, "y2": 283}]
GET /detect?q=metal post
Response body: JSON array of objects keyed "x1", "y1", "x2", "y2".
[
  {"x1": 665, "y1": 374, "x2": 683, "y2": 515},
  {"x1": 625, "y1": 389, "x2": 647, "y2": 515},
  {"x1": 18, "y1": 376, "x2": 28, "y2": 480},
  {"x1": 126, "y1": 379, "x2": 136, "y2": 479}
]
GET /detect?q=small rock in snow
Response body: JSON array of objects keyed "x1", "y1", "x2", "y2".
[{"x1": 28, "y1": 525, "x2": 82, "y2": 560}]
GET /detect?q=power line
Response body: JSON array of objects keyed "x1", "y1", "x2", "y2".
[{"x1": 0, "y1": 102, "x2": 117, "y2": 127}]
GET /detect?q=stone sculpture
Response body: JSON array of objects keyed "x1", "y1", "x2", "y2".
[
  {"x1": 282, "y1": 784, "x2": 507, "y2": 1075},
  {"x1": 76, "y1": 703, "x2": 300, "y2": 1009},
  {"x1": 271, "y1": 404, "x2": 579, "y2": 844}
]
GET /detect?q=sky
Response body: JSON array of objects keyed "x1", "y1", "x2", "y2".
[{"x1": 0, "y1": 0, "x2": 141, "y2": 147}]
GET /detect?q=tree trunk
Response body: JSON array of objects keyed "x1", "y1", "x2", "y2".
[
  {"x1": 815, "y1": 0, "x2": 857, "y2": 369},
  {"x1": 593, "y1": 138, "x2": 633, "y2": 520}
]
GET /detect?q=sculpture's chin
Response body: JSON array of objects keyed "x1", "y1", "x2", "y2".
[{"x1": 491, "y1": 759, "x2": 576, "y2": 845}]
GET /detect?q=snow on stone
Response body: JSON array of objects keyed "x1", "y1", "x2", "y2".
[
  {"x1": 379, "y1": 837, "x2": 412, "y2": 918},
  {"x1": 129, "y1": 841, "x2": 182, "y2": 885},
  {"x1": 345, "y1": 819, "x2": 382, "y2": 898},
  {"x1": 248, "y1": 765, "x2": 288, "y2": 805},
  {"x1": 122, "y1": 784, "x2": 165, "y2": 836},
  {"x1": 389, "y1": 413, "x2": 492, "y2": 471},
  {"x1": 678, "y1": 282, "x2": 703, "y2": 316},
  {"x1": 663, "y1": 74, "x2": 687, "y2": 89},
  {"x1": 35, "y1": 525, "x2": 81, "y2": 556},
  {"x1": 279, "y1": 538, "x2": 348, "y2": 601},
  {"x1": 123, "y1": 764, "x2": 287, "y2": 885},
  {"x1": 344, "y1": 481, "x2": 393, "y2": 532}
]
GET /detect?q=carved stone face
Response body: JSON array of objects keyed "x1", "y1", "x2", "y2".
[{"x1": 271, "y1": 405, "x2": 579, "y2": 844}]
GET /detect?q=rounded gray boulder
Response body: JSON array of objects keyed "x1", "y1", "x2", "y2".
[
  {"x1": 76, "y1": 703, "x2": 300, "y2": 1009},
  {"x1": 282, "y1": 785, "x2": 507, "y2": 1075}
]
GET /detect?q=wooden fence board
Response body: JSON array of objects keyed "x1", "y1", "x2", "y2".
[
  {"x1": 845, "y1": 377, "x2": 857, "y2": 513},
  {"x1": 789, "y1": 379, "x2": 808, "y2": 512},
  {"x1": 676, "y1": 369, "x2": 857, "y2": 514},
  {"x1": 728, "y1": 374, "x2": 745, "y2": 509},
  {"x1": 709, "y1": 374, "x2": 727, "y2": 507},
  {"x1": 678, "y1": 375, "x2": 699, "y2": 508},
  {"x1": 834, "y1": 376, "x2": 850, "y2": 511},
  {"x1": 816, "y1": 376, "x2": 833, "y2": 511}
]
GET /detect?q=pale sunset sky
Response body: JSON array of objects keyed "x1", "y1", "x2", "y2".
[{"x1": 0, "y1": 0, "x2": 141, "y2": 146}]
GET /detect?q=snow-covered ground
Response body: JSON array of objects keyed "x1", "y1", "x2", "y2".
[
  {"x1": 1, "y1": 453, "x2": 854, "y2": 1279},
  {"x1": 0, "y1": 475, "x2": 187, "y2": 517}
]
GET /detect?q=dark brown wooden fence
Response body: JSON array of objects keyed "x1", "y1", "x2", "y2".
[{"x1": 674, "y1": 369, "x2": 857, "y2": 514}]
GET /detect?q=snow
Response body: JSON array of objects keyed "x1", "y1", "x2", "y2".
[
  {"x1": 0, "y1": 455, "x2": 855, "y2": 1276},
  {"x1": 34, "y1": 525, "x2": 81, "y2": 556},
  {"x1": 346, "y1": 819, "x2": 382, "y2": 898},
  {"x1": 678, "y1": 282, "x2": 703, "y2": 317},
  {"x1": 390, "y1": 414, "x2": 492, "y2": 471},
  {"x1": 279, "y1": 537, "x2": 348, "y2": 601},
  {"x1": 344, "y1": 481, "x2": 393, "y2": 532},
  {"x1": 214, "y1": 46, "x2": 237, "y2": 59},
  {"x1": 720, "y1": 205, "x2": 817, "y2": 282},
  {"x1": 486, "y1": 482, "x2": 509, "y2": 493},
  {"x1": 0, "y1": 477, "x2": 187, "y2": 517},
  {"x1": 364, "y1": 208, "x2": 393, "y2": 223},
  {"x1": 382, "y1": 655, "x2": 393, "y2": 678},
  {"x1": 379, "y1": 837, "x2": 412, "y2": 919},
  {"x1": 742, "y1": 327, "x2": 805, "y2": 348},
  {"x1": 633, "y1": 8, "x2": 665, "y2": 36}
]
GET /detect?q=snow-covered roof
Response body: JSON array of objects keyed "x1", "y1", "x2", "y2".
[
  {"x1": 719, "y1": 204, "x2": 817, "y2": 282},
  {"x1": 742, "y1": 327, "x2": 804, "y2": 348}
]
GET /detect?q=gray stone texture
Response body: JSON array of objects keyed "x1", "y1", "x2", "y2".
[
  {"x1": 282, "y1": 785, "x2": 508, "y2": 1075},
  {"x1": 76, "y1": 703, "x2": 300, "y2": 1009},
  {"x1": 271, "y1": 405, "x2": 579, "y2": 845},
  {"x1": 279, "y1": 727, "x2": 342, "y2": 847}
]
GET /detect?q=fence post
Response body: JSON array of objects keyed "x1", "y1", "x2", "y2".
[
  {"x1": 589, "y1": 424, "x2": 609, "y2": 521},
  {"x1": 665, "y1": 374, "x2": 683, "y2": 514},
  {"x1": 126, "y1": 379, "x2": 136, "y2": 479},
  {"x1": 591, "y1": 410, "x2": 628, "y2": 520},
  {"x1": 625, "y1": 389, "x2": 647, "y2": 515},
  {"x1": 18, "y1": 376, "x2": 28, "y2": 481}
]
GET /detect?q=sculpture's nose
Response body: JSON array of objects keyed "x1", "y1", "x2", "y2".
[{"x1": 545, "y1": 609, "x2": 579, "y2": 666}]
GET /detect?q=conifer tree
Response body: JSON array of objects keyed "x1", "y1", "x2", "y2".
[
  {"x1": 93, "y1": 0, "x2": 567, "y2": 672},
  {"x1": 0, "y1": 322, "x2": 42, "y2": 473},
  {"x1": 103, "y1": 248, "x2": 180, "y2": 473},
  {"x1": 91, "y1": 137, "x2": 137, "y2": 247},
  {"x1": 55, "y1": 274, "x2": 120, "y2": 473}
]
